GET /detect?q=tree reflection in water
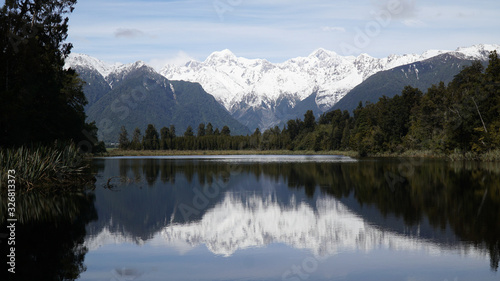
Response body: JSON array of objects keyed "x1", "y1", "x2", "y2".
[
  {"x1": 91, "y1": 157, "x2": 500, "y2": 272},
  {"x1": 1, "y1": 189, "x2": 97, "y2": 281}
]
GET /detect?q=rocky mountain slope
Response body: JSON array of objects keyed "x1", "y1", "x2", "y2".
[
  {"x1": 160, "y1": 44, "x2": 500, "y2": 130},
  {"x1": 66, "y1": 44, "x2": 500, "y2": 135},
  {"x1": 66, "y1": 55, "x2": 251, "y2": 143}
]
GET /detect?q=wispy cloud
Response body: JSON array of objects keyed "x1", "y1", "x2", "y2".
[
  {"x1": 148, "y1": 51, "x2": 195, "y2": 70},
  {"x1": 114, "y1": 28, "x2": 145, "y2": 39},
  {"x1": 402, "y1": 19, "x2": 426, "y2": 27},
  {"x1": 67, "y1": 0, "x2": 500, "y2": 63},
  {"x1": 371, "y1": 0, "x2": 418, "y2": 20},
  {"x1": 321, "y1": 26, "x2": 346, "y2": 33}
]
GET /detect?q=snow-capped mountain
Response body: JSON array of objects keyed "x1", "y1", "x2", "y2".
[
  {"x1": 160, "y1": 44, "x2": 499, "y2": 130},
  {"x1": 66, "y1": 44, "x2": 500, "y2": 132},
  {"x1": 65, "y1": 53, "x2": 122, "y2": 78},
  {"x1": 64, "y1": 53, "x2": 252, "y2": 142},
  {"x1": 85, "y1": 194, "x2": 485, "y2": 259},
  {"x1": 160, "y1": 48, "x2": 436, "y2": 112},
  {"x1": 65, "y1": 53, "x2": 153, "y2": 88}
]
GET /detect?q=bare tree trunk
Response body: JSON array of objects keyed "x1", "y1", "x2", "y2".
[{"x1": 471, "y1": 96, "x2": 488, "y2": 133}]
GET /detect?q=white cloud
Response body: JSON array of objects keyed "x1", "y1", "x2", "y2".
[
  {"x1": 371, "y1": 0, "x2": 418, "y2": 20},
  {"x1": 321, "y1": 26, "x2": 346, "y2": 33},
  {"x1": 148, "y1": 51, "x2": 195, "y2": 70},
  {"x1": 67, "y1": 0, "x2": 500, "y2": 64},
  {"x1": 114, "y1": 28, "x2": 146, "y2": 38},
  {"x1": 402, "y1": 19, "x2": 426, "y2": 27}
]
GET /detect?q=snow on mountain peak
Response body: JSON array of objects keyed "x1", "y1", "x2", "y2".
[
  {"x1": 113, "y1": 60, "x2": 149, "y2": 74},
  {"x1": 68, "y1": 44, "x2": 500, "y2": 130},
  {"x1": 65, "y1": 53, "x2": 122, "y2": 77},
  {"x1": 162, "y1": 45, "x2": 495, "y2": 116},
  {"x1": 421, "y1": 49, "x2": 448, "y2": 59},
  {"x1": 454, "y1": 44, "x2": 500, "y2": 60},
  {"x1": 66, "y1": 54, "x2": 156, "y2": 79},
  {"x1": 309, "y1": 48, "x2": 337, "y2": 60},
  {"x1": 205, "y1": 49, "x2": 237, "y2": 64},
  {"x1": 85, "y1": 194, "x2": 484, "y2": 258}
]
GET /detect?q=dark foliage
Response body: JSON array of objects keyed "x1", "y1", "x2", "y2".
[{"x1": 0, "y1": 0, "x2": 105, "y2": 152}]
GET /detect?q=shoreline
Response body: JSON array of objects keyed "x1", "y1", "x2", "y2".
[
  {"x1": 101, "y1": 148, "x2": 500, "y2": 161},
  {"x1": 103, "y1": 149, "x2": 359, "y2": 158}
]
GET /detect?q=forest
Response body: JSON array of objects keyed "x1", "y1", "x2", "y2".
[{"x1": 118, "y1": 51, "x2": 500, "y2": 159}]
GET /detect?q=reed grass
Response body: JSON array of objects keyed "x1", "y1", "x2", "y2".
[
  {"x1": 0, "y1": 143, "x2": 93, "y2": 191},
  {"x1": 446, "y1": 149, "x2": 500, "y2": 162}
]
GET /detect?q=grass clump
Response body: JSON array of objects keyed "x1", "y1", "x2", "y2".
[{"x1": 0, "y1": 143, "x2": 94, "y2": 191}]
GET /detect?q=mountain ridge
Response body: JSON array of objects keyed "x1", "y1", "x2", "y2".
[
  {"x1": 160, "y1": 44, "x2": 499, "y2": 130},
  {"x1": 66, "y1": 58, "x2": 251, "y2": 142},
  {"x1": 330, "y1": 52, "x2": 489, "y2": 113},
  {"x1": 66, "y1": 44, "x2": 500, "y2": 132}
]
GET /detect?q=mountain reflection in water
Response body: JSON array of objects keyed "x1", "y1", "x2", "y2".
[
  {"x1": 160, "y1": 194, "x2": 483, "y2": 258},
  {"x1": 4, "y1": 155, "x2": 499, "y2": 280},
  {"x1": 85, "y1": 156, "x2": 500, "y2": 275}
]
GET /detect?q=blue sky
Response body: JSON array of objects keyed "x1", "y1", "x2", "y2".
[{"x1": 13, "y1": 0, "x2": 500, "y2": 68}]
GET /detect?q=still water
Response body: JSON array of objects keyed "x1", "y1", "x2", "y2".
[{"x1": 3, "y1": 155, "x2": 500, "y2": 280}]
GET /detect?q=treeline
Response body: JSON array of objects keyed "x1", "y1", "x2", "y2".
[
  {"x1": 118, "y1": 51, "x2": 500, "y2": 157},
  {"x1": 346, "y1": 51, "x2": 500, "y2": 156},
  {"x1": 118, "y1": 124, "x2": 248, "y2": 151}
]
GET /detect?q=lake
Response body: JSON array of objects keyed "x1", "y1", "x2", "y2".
[{"x1": 3, "y1": 155, "x2": 499, "y2": 280}]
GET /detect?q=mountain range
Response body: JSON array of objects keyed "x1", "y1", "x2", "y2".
[
  {"x1": 85, "y1": 191, "x2": 480, "y2": 259},
  {"x1": 66, "y1": 44, "x2": 500, "y2": 141},
  {"x1": 66, "y1": 55, "x2": 251, "y2": 143},
  {"x1": 331, "y1": 49, "x2": 496, "y2": 112}
]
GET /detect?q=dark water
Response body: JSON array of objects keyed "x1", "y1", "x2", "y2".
[{"x1": 2, "y1": 155, "x2": 500, "y2": 281}]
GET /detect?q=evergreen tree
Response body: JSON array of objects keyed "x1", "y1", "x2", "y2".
[
  {"x1": 143, "y1": 124, "x2": 159, "y2": 150},
  {"x1": 445, "y1": 61, "x2": 485, "y2": 151},
  {"x1": 131, "y1": 127, "x2": 142, "y2": 150},
  {"x1": 406, "y1": 82, "x2": 446, "y2": 150},
  {"x1": 331, "y1": 127, "x2": 342, "y2": 150},
  {"x1": 485, "y1": 52, "x2": 500, "y2": 147},
  {"x1": 152, "y1": 135, "x2": 159, "y2": 150},
  {"x1": 285, "y1": 119, "x2": 300, "y2": 141},
  {"x1": 184, "y1": 126, "x2": 194, "y2": 137},
  {"x1": 83, "y1": 121, "x2": 107, "y2": 153},
  {"x1": 250, "y1": 128, "x2": 262, "y2": 149},
  {"x1": 303, "y1": 110, "x2": 316, "y2": 133},
  {"x1": 197, "y1": 123, "x2": 206, "y2": 137},
  {"x1": 160, "y1": 126, "x2": 170, "y2": 150},
  {"x1": 341, "y1": 121, "x2": 351, "y2": 150},
  {"x1": 169, "y1": 125, "x2": 176, "y2": 138},
  {"x1": 221, "y1": 125, "x2": 231, "y2": 136},
  {"x1": 206, "y1": 122, "x2": 214, "y2": 136},
  {"x1": 118, "y1": 126, "x2": 130, "y2": 150},
  {"x1": 0, "y1": 0, "x2": 92, "y2": 147}
]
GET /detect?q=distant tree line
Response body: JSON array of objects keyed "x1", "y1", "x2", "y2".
[
  {"x1": 118, "y1": 51, "x2": 500, "y2": 156},
  {"x1": 119, "y1": 123, "x2": 244, "y2": 151},
  {"x1": 346, "y1": 51, "x2": 500, "y2": 156}
]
